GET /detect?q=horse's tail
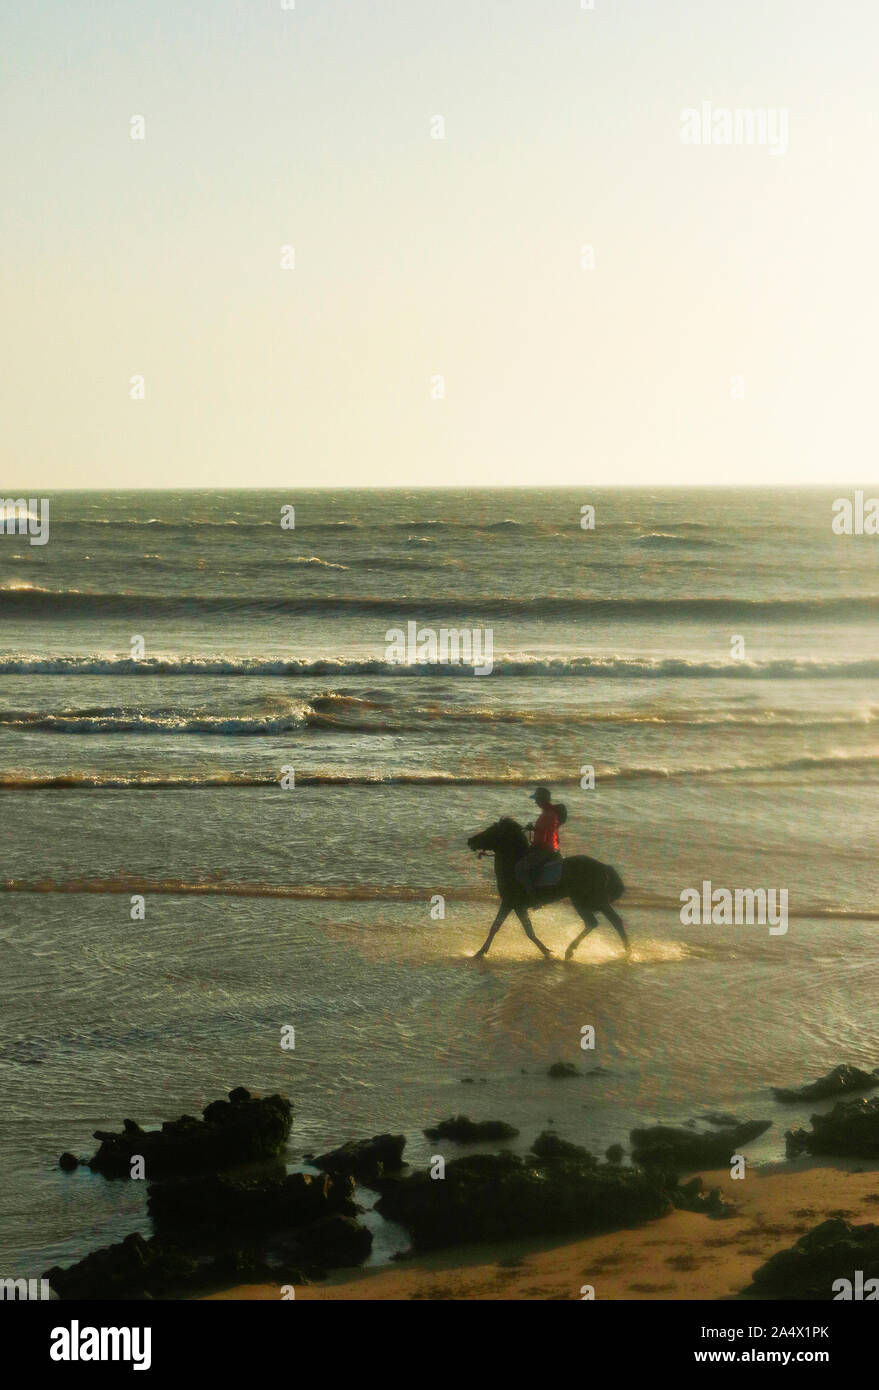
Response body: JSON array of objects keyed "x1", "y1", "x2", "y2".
[{"x1": 604, "y1": 864, "x2": 625, "y2": 902}]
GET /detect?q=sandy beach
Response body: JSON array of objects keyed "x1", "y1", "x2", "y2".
[{"x1": 201, "y1": 1160, "x2": 879, "y2": 1301}]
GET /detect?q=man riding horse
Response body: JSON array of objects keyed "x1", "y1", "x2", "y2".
[{"x1": 468, "y1": 788, "x2": 629, "y2": 960}]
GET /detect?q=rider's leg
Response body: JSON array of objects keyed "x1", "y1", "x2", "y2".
[{"x1": 518, "y1": 848, "x2": 547, "y2": 902}]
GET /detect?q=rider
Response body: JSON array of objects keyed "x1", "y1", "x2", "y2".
[{"x1": 516, "y1": 785, "x2": 562, "y2": 901}]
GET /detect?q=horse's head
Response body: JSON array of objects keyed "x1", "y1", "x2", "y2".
[{"x1": 468, "y1": 817, "x2": 528, "y2": 856}]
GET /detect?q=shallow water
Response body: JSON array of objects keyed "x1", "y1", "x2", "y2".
[{"x1": 1, "y1": 487, "x2": 877, "y2": 1277}]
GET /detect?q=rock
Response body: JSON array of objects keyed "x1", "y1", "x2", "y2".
[
  {"x1": 313, "y1": 1133, "x2": 406, "y2": 1182},
  {"x1": 548, "y1": 1062, "x2": 578, "y2": 1079},
  {"x1": 630, "y1": 1119, "x2": 771, "y2": 1170},
  {"x1": 87, "y1": 1089, "x2": 292, "y2": 1178},
  {"x1": 292, "y1": 1214, "x2": 372, "y2": 1268},
  {"x1": 376, "y1": 1150, "x2": 670, "y2": 1251},
  {"x1": 743, "y1": 1218, "x2": 879, "y2": 1299},
  {"x1": 772, "y1": 1064, "x2": 879, "y2": 1104},
  {"x1": 529, "y1": 1131, "x2": 596, "y2": 1164},
  {"x1": 148, "y1": 1168, "x2": 355, "y2": 1242},
  {"x1": 58, "y1": 1152, "x2": 79, "y2": 1171},
  {"x1": 698, "y1": 1113, "x2": 739, "y2": 1127},
  {"x1": 605, "y1": 1144, "x2": 625, "y2": 1164},
  {"x1": 784, "y1": 1096, "x2": 879, "y2": 1158},
  {"x1": 210, "y1": 1247, "x2": 271, "y2": 1284},
  {"x1": 45, "y1": 1232, "x2": 199, "y2": 1300},
  {"x1": 668, "y1": 1175, "x2": 736, "y2": 1219},
  {"x1": 423, "y1": 1117, "x2": 519, "y2": 1143}
]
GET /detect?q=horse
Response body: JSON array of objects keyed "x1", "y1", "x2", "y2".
[{"x1": 467, "y1": 817, "x2": 629, "y2": 960}]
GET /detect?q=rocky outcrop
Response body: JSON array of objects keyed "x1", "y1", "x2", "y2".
[
  {"x1": 772, "y1": 1064, "x2": 879, "y2": 1104},
  {"x1": 278, "y1": 1214, "x2": 373, "y2": 1269},
  {"x1": 313, "y1": 1133, "x2": 406, "y2": 1182},
  {"x1": 630, "y1": 1118, "x2": 771, "y2": 1169},
  {"x1": 424, "y1": 1117, "x2": 519, "y2": 1143},
  {"x1": 743, "y1": 1218, "x2": 879, "y2": 1300},
  {"x1": 86, "y1": 1089, "x2": 292, "y2": 1177},
  {"x1": 547, "y1": 1062, "x2": 578, "y2": 1079},
  {"x1": 669, "y1": 1174, "x2": 736, "y2": 1219},
  {"x1": 148, "y1": 1167, "x2": 355, "y2": 1242},
  {"x1": 529, "y1": 1130, "x2": 597, "y2": 1164},
  {"x1": 45, "y1": 1233, "x2": 200, "y2": 1300},
  {"x1": 376, "y1": 1149, "x2": 670, "y2": 1250},
  {"x1": 786, "y1": 1096, "x2": 879, "y2": 1158}
]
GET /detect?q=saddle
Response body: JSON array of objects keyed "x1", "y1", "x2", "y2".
[{"x1": 536, "y1": 857, "x2": 564, "y2": 888}]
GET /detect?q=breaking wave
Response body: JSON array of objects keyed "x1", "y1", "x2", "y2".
[
  {"x1": 0, "y1": 654, "x2": 878, "y2": 679},
  {"x1": 1, "y1": 751, "x2": 877, "y2": 789}
]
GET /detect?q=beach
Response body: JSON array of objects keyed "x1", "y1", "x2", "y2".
[{"x1": 203, "y1": 1160, "x2": 879, "y2": 1301}]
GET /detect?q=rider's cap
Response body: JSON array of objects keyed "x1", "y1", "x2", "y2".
[{"x1": 531, "y1": 786, "x2": 552, "y2": 801}]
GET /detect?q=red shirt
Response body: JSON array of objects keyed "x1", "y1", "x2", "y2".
[{"x1": 533, "y1": 806, "x2": 560, "y2": 851}]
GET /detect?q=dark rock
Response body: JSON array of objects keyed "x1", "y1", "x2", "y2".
[
  {"x1": 529, "y1": 1130, "x2": 596, "y2": 1164},
  {"x1": 668, "y1": 1175, "x2": 736, "y2": 1219},
  {"x1": 743, "y1": 1218, "x2": 879, "y2": 1299},
  {"x1": 548, "y1": 1062, "x2": 578, "y2": 1079},
  {"x1": 313, "y1": 1133, "x2": 406, "y2": 1182},
  {"x1": 87, "y1": 1089, "x2": 292, "y2": 1178},
  {"x1": 210, "y1": 1247, "x2": 270, "y2": 1283},
  {"x1": 148, "y1": 1168, "x2": 354, "y2": 1242},
  {"x1": 772, "y1": 1064, "x2": 879, "y2": 1104},
  {"x1": 605, "y1": 1144, "x2": 625, "y2": 1163},
  {"x1": 630, "y1": 1119, "x2": 771, "y2": 1170},
  {"x1": 784, "y1": 1096, "x2": 879, "y2": 1158},
  {"x1": 376, "y1": 1150, "x2": 670, "y2": 1251},
  {"x1": 58, "y1": 1152, "x2": 79, "y2": 1171},
  {"x1": 293, "y1": 1214, "x2": 372, "y2": 1268},
  {"x1": 45, "y1": 1232, "x2": 199, "y2": 1300},
  {"x1": 424, "y1": 1117, "x2": 519, "y2": 1143}
]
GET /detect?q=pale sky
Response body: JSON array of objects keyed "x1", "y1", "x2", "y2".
[{"x1": 2, "y1": 0, "x2": 877, "y2": 488}]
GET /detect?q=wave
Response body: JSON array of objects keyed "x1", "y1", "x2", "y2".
[
  {"x1": 0, "y1": 654, "x2": 878, "y2": 679},
  {"x1": 0, "y1": 694, "x2": 874, "y2": 737},
  {"x1": 635, "y1": 533, "x2": 727, "y2": 549},
  {"x1": 3, "y1": 586, "x2": 879, "y2": 620},
  {"x1": 0, "y1": 704, "x2": 311, "y2": 736},
  {"x1": 285, "y1": 556, "x2": 349, "y2": 570},
  {"x1": 1, "y1": 751, "x2": 877, "y2": 789}
]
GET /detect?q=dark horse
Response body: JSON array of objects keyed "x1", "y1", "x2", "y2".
[{"x1": 467, "y1": 817, "x2": 629, "y2": 960}]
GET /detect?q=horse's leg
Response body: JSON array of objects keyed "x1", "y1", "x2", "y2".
[
  {"x1": 601, "y1": 903, "x2": 630, "y2": 953},
  {"x1": 514, "y1": 906, "x2": 552, "y2": 958},
  {"x1": 472, "y1": 903, "x2": 511, "y2": 958},
  {"x1": 565, "y1": 903, "x2": 598, "y2": 961}
]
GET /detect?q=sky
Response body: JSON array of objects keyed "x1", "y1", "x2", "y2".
[{"x1": 2, "y1": 0, "x2": 877, "y2": 489}]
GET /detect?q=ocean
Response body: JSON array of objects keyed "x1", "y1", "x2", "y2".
[{"x1": 2, "y1": 486, "x2": 878, "y2": 1279}]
